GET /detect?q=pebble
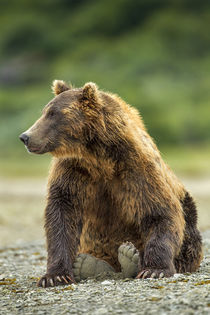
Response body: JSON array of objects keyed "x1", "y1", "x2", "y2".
[{"x1": 101, "y1": 280, "x2": 113, "y2": 285}]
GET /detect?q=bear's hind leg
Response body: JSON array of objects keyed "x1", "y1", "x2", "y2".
[
  {"x1": 174, "y1": 192, "x2": 203, "y2": 273},
  {"x1": 73, "y1": 254, "x2": 115, "y2": 282},
  {"x1": 174, "y1": 232, "x2": 203, "y2": 273}
]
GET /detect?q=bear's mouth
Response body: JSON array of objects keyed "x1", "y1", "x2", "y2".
[
  {"x1": 26, "y1": 145, "x2": 45, "y2": 154},
  {"x1": 26, "y1": 142, "x2": 55, "y2": 155}
]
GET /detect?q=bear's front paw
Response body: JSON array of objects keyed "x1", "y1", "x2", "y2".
[
  {"x1": 136, "y1": 267, "x2": 175, "y2": 279},
  {"x1": 37, "y1": 273, "x2": 75, "y2": 288}
]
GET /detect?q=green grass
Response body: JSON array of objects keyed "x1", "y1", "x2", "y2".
[
  {"x1": 0, "y1": 154, "x2": 51, "y2": 178},
  {"x1": 161, "y1": 145, "x2": 210, "y2": 177}
]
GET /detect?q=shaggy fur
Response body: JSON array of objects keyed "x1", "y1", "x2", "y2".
[{"x1": 20, "y1": 81, "x2": 203, "y2": 287}]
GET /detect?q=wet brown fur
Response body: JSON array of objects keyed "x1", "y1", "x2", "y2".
[{"x1": 22, "y1": 80, "x2": 202, "y2": 286}]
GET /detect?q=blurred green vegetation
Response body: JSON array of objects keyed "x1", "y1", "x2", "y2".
[{"x1": 0, "y1": 0, "x2": 210, "y2": 173}]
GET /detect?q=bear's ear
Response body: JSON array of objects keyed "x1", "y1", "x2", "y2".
[
  {"x1": 82, "y1": 82, "x2": 99, "y2": 105},
  {"x1": 52, "y1": 80, "x2": 71, "y2": 95}
]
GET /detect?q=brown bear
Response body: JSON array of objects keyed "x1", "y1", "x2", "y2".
[{"x1": 19, "y1": 80, "x2": 203, "y2": 287}]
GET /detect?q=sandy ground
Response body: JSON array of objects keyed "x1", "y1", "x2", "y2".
[{"x1": 0, "y1": 176, "x2": 209, "y2": 246}]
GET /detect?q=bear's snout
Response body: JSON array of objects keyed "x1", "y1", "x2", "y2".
[{"x1": 19, "y1": 133, "x2": 29, "y2": 146}]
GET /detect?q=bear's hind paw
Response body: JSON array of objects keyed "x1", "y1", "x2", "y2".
[
  {"x1": 73, "y1": 253, "x2": 115, "y2": 282},
  {"x1": 118, "y1": 242, "x2": 139, "y2": 278}
]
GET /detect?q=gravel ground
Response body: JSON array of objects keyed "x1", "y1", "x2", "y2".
[{"x1": 0, "y1": 231, "x2": 210, "y2": 315}]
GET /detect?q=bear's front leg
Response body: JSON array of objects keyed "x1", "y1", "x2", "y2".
[
  {"x1": 37, "y1": 180, "x2": 82, "y2": 288},
  {"x1": 137, "y1": 219, "x2": 182, "y2": 279}
]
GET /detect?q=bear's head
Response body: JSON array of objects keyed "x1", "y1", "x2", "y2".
[{"x1": 19, "y1": 80, "x2": 127, "y2": 159}]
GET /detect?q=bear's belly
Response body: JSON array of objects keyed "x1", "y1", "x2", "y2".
[{"x1": 78, "y1": 216, "x2": 143, "y2": 271}]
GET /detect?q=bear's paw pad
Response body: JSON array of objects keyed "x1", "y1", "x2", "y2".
[
  {"x1": 118, "y1": 242, "x2": 139, "y2": 278},
  {"x1": 73, "y1": 254, "x2": 115, "y2": 282}
]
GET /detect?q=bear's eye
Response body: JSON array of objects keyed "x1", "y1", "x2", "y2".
[{"x1": 47, "y1": 110, "x2": 55, "y2": 118}]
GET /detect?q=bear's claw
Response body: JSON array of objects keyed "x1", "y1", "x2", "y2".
[
  {"x1": 37, "y1": 273, "x2": 75, "y2": 287},
  {"x1": 136, "y1": 268, "x2": 173, "y2": 279}
]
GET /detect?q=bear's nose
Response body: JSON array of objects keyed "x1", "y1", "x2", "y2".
[{"x1": 19, "y1": 133, "x2": 29, "y2": 145}]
